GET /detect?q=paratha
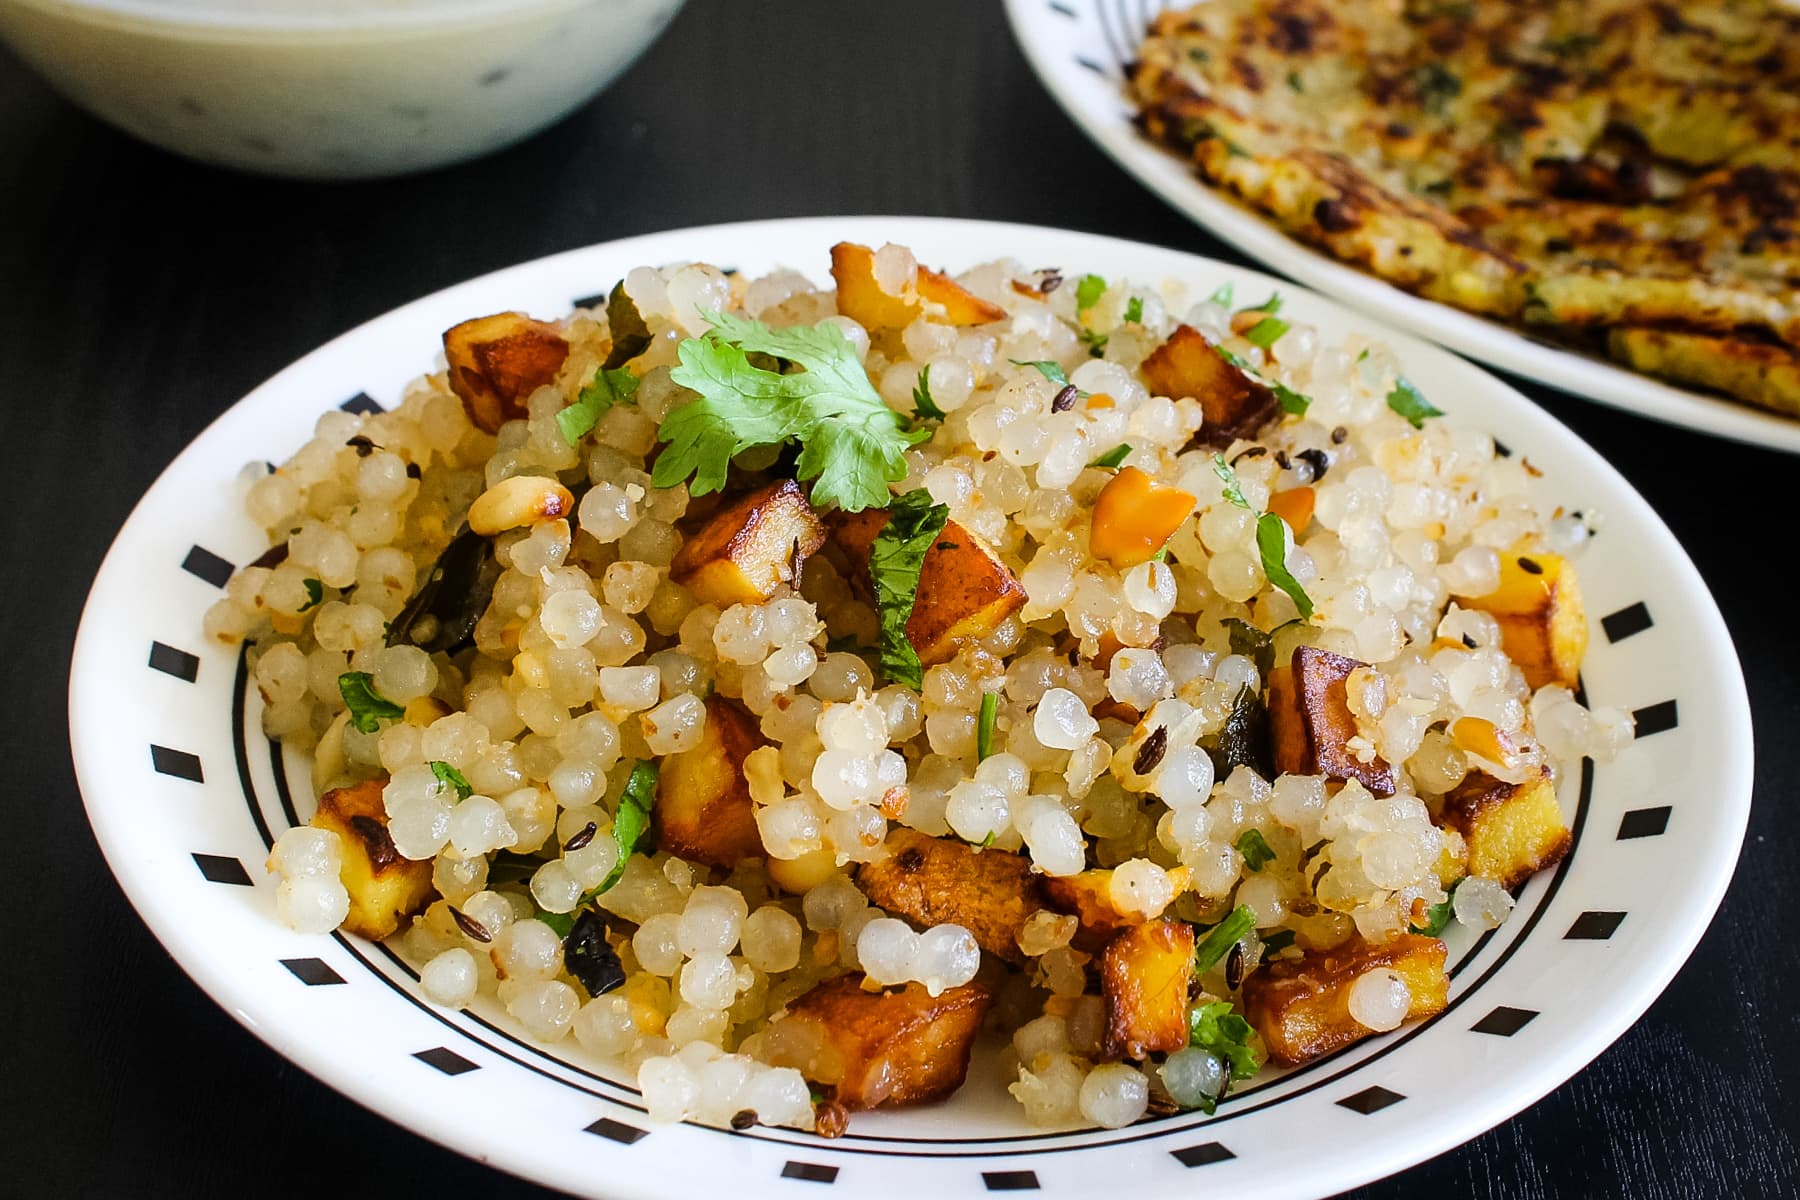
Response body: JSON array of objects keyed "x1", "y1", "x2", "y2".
[{"x1": 1129, "y1": 0, "x2": 1800, "y2": 417}]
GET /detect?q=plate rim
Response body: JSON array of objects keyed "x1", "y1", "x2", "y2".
[
  {"x1": 68, "y1": 214, "x2": 1756, "y2": 1200},
  {"x1": 1000, "y1": 0, "x2": 1800, "y2": 455}
]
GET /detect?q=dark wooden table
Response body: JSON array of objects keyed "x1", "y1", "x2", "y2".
[{"x1": 3, "y1": 2, "x2": 1794, "y2": 1196}]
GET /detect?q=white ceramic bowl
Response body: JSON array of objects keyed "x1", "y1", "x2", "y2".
[{"x1": 0, "y1": 0, "x2": 686, "y2": 178}]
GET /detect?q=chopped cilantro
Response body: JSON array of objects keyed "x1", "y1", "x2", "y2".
[
  {"x1": 1413, "y1": 63, "x2": 1462, "y2": 114},
  {"x1": 825, "y1": 633, "x2": 865, "y2": 654},
  {"x1": 655, "y1": 311, "x2": 929, "y2": 512},
  {"x1": 910, "y1": 363, "x2": 948, "y2": 423},
  {"x1": 1240, "y1": 292, "x2": 1283, "y2": 315},
  {"x1": 337, "y1": 671, "x2": 404, "y2": 734},
  {"x1": 1188, "y1": 999, "x2": 1259, "y2": 1086},
  {"x1": 1245, "y1": 317, "x2": 1289, "y2": 349},
  {"x1": 1411, "y1": 878, "x2": 1462, "y2": 936},
  {"x1": 1235, "y1": 828, "x2": 1275, "y2": 871},
  {"x1": 1089, "y1": 443, "x2": 1132, "y2": 470},
  {"x1": 1387, "y1": 376, "x2": 1444, "y2": 428},
  {"x1": 1079, "y1": 327, "x2": 1109, "y2": 355},
  {"x1": 1124, "y1": 296, "x2": 1145, "y2": 324},
  {"x1": 1012, "y1": 358, "x2": 1070, "y2": 386},
  {"x1": 300, "y1": 578, "x2": 324, "y2": 612},
  {"x1": 1287, "y1": 70, "x2": 1305, "y2": 93},
  {"x1": 1208, "y1": 282, "x2": 1235, "y2": 308},
  {"x1": 595, "y1": 760, "x2": 658, "y2": 895},
  {"x1": 978, "y1": 830, "x2": 997, "y2": 850},
  {"x1": 602, "y1": 281, "x2": 653, "y2": 370},
  {"x1": 1221, "y1": 616, "x2": 1274, "y2": 678},
  {"x1": 1213, "y1": 453, "x2": 1252, "y2": 510},
  {"x1": 1257, "y1": 512, "x2": 1315, "y2": 619},
  {"x1": 869, "y1": 489, "x2": 950, "y2": 691},
  {"x1": 1261, "y1": 929, "x2": 1297, "y2": 955},
  {"x1": 1075, "y1": 273, "x2": 1107, "y2": 312},
  {"x1": 1194, "y1": 904, "x2": 1255, "y2": 973},
  {"x1": 430, "y1": 760, "x2": 473, "y2": 800},
  {"x1": 1212, "y1": 342, "x2": 1310, "y2": 415},
  {"x1": 977, "y1": 691, "x2": 998, "y2": 761},
  {"x1": 557, "y1": 365, "x2": 640, "y2": 447},
  {"x1": 1357, "y1": 347, "x2": 1372, "y2": 362},
  {"x1": 535, "y1": 910, "x2": 574, "y2": 937}
]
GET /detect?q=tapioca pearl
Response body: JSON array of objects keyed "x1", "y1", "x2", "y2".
[
  {"x1": 267, "y1": 825, "x2": 341, "y2": 879},
  {"x1": 1079, "y1": 1062, "x2": 1149, "y2": 1129},
  {"x1": 1347, "y1": 967, "x2": 1411, "y2": 1031},
  {"x1": 492, "y1": 916, "x2": 562, "y2": 981},
  {"x1": 275, "y1": 876, "x2": 349, "y2": 934},
  {"x1": 742, "y1": 906, "x2": 802, "y2": 973},
  {"x1": 420, "y1": 947, "x2": 479, "y2": 1008}
]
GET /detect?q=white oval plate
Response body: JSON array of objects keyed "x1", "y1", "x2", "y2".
[
  {"x1": 69, "y1": 217, "x2": 1751, "y2": 1200},
  {"x1": 1004, "y1": 0, "x2": 1800, "y2": 455}
]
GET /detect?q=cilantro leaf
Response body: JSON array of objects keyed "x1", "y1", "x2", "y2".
[
  {"x1": 1213, "y1": 453, "x2": 1251, "y2": 510},
  {"x1": 1012, "y1": 359, "x2": 1069, "y2": 386},
  {"x1": 1124, "y1": 296, "x2": 1145, "y2": 324},
  {"x1": 1411, "y1": 878, "x2": 1462, "y2": 936},
  {"x1": 300, "y1": 578, "x2": 324, "y2": 612},
  {"x1": 911, "y1": 363, "x2": 947, "y2": 422},
  {"x1": 1221, "y1": 616, "x2": 1274, "y2": 678},
  {"x1": 536, "y1": 910, "x2": 574, "y2": 937},
  {"x1": 1075, "y1": 274, "x2": 1107, "y2": 312},
  {"x1": 869, "y1": 489, "x2": 950, "y2": 691},
  {"x1": 1257, "y1": 512, "x2": 1315, "y2": 619},
  {"x1": 1244, "y1": 317, "x2": 1289, "y2": 349},
  {"x1": 1213, "y1": 343, "x2": 1310, "y2": 415},
  {"x1": 602, "y1": 281, "x2": 653, "y2": 370},
  {"x1": 657, "y1": 311, "x2": 929, "y2": 512},
  {"x1": 1287, "y1": 70, "x2": 1305, "y2": 93},
  {"x1": 977, "y1": 690, "x2": 998, "y2": 761},
  {"x1": 1188, "y1": 1000, "x2": 1260, "y2": 1108},
  {"x1": 1079, "y1": 328, "x2": 1109, "y2": 355},
  {"x1": 1208, "y1": 282, "x2": 1235, "y2": 308},
  {"x1": 1194, "y1": 904, "x2": 1255, "y2": 973},
  {"x1": 430, "y1": 760, "x2": 473, "y2": 800},
  {"x1": 596, "y1": 760, "x2": 658, "y2": 895},
  {"x1": 978, "y1": 830, "x2": 997, "y2": 849},
  {"x1": 1089, "y1": 444, "x2": 1131, "y2": 470},
  {"x1": 1387, "y1": 376, "x2": 1444, "y2": 428},
  {"x1": 337, "y1": 671, "x2": 404, "y2": 733},
  {"x1": 1235, "y1": 828, "x2": 1275, "y2": 871},
  {"x1": 1240, "y1": 292, "x2": 1283, "y2": 315},
  {"x1": 557, "y1": 365, "x2": 640, "y2": 447},
  {"x1": 825, "y1": 633, "x2": 865, "y2": 654}
]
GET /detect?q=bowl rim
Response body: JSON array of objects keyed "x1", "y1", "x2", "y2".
[{"x1": 0, "y1": 0, "x2": 614, "y2": 35}]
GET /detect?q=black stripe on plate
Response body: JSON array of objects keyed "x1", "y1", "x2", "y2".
[
  {"x1": 152, "y1": 745, "x2": 204, "y2": 782},
  {"x1": 983, "y1": 1171, "x2": 1039, "y2": 1191},
  {"x1": 1565, "y1": 911, "x2": 1626, "y2": 941},
  {"x1": 413, "y1": 1047, "x2": 479, "y2": 1075},
  {"x1": 1336, "y1": 1086, "x2": 1405, "y2": 1114},
  {"x1": 192, "y1": 853, "x2": 253, "y2": 885},
  {"x1": 182, "y1": 545, "x2": 235, "y2": 588},
  {"x1": 1470, "y1": 1006, "x2": 1538, "y2": 1037},
  {"x1": 1631, "y1": 700, "x2": 1678, "y2": 738},
  {"x1": 281, "y1": 957, "x2": 346, "y2": 986},
  {"x1": 781, "y1": 1162, "x2": 839, "y2": 1184},
  {"x1": 586, "y1": 1117, "x2": 648, "y2": 1144},
  {"x1": 149, "y1": 641, "x2": 200, "y2": 682},
  {"x1": 340, "y1": 393, "x2": 385, "y2": 415},
  {"x1": 1171, "y1": 1142, "x2": 1236, "y2": 1167},
  {"x1": 1600, "y1": 602, "x2": 1652, "y2": 643},
  {"x1": 1617, "y1": 806, "x2": 1671, "y2": 840}
]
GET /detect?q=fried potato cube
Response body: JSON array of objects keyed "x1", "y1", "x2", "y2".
[
  {"x1": 1267, "y1": 645, "x2": 1397, "y2": 795},
  {"x1": 1141, "y1": 323, "x2": 1279, "y2": 447},
  {"x1": 1088, "y1": 466, "x2": 1198, "y2": 569},
  {"x1": 1100, "y1": 919, "x2": 1195, "y2": 1061},
  {"x1": 830, "y1": 242, "x2": 1006, "y2": 332},
  {"x1": 655, "y1": 695, "x2": 766, "y2": 869},
  {"x1": 443, "y1": 312, "x2": 571, "y2": 435},
  {"x1": 1438, "y1": 767, "x2": 1570, "y2": 890},
  {"x1": 1043, "y1": 866, "x2": 1188, "y2": 951},
  {"x1": 1242, "y1": 932, "x2": 1449, "y2": 1066},
  {"x1": 309, "y1": 779, "x2": 435, "y2": 941},
  {"x1": 773, "y1": 974, "x2": 992, "y2": 1110},
  {"x1": 855, "y1": 828, "x2": 1043, "y2": 962},
  {"x1": 669, "y1": 478, "x2": 827, "y2": 608},
  {"x1": 830, "y1": 509, "x2": 1026, "y2": 667},
  {"x1": 1462, "y1": 550, "x2": 1588, "y2": 690}
]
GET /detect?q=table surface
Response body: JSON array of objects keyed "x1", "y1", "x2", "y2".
[{"x1": 3, "y1": 2, "x2": 1795, "y2": 1196}]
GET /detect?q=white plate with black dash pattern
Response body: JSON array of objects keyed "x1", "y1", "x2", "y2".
[
  {"x1": 1003, "y1": 0, "x2": 1800, "y2": 456},
  {"x1": 69, "y1": 217, "x2": 1750, "y2": 1200}
]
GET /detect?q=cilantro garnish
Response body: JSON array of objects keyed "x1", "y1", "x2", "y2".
[
  {"x1": 1089, "y1": 444, "x2": 1131, "y2": 470},
  {"x1": 1245, "y1": 317, "x2": 1289, "y2": 350},
  {"x1": 869, "y1": 489, "x2": 950, "y2": 691},
  {"x1": 536, "y1": 910, "x2": 574, "y2": 937},
  {"x1": 1188, "y1": 999, "x2": 1259, "y2": 1093},
  {"x1": 977, "y1": 691, "x2": 998, "y2": 761},
  {"x1": 1386, "y1": 376, "x2": 1444, "y2": 428},
  {"x1": 911, "y1": 364, "x2": 947, "y2": 422},
  {"x1": 1235, "y1": 828, "x2": 1275, "y2": 871},
  {"x1": 1287, "y1": 70, "x2": 1305, "y2": 93},
  {"x1": 1213, "y1": 453, "x2": 1252, "y2": 510},
  {"x1": 602, "y1": 281, "x2": 653, "y2": 370},
  {"x1": 1124, "y1": 296, "x2": 1145, "y2": 324},
  {"x1": 430, "y1": 760, "x2": 473, "y2": 800},
  {"x1": 978, "y1": 830, "x2": 998, "y2": 850},
  {"x1": 1413, "y1": 63, "x2": 1463, "y2": 114},
  {"x1": 655, "y1": 311, "x2": 929, "y2": 512},
  {"x1": 1012, "y1": 359, "x2": 1070, "y2": 386},
  {"x1": 337, "y1": 671, "x2": 404, "y2": 734},
  {"x1": 1410, "y1": 878, "x2": 1462, "y2": 936},
  {"x1": 1075, "y1": 274, "x2": 1107, "y2": 312},
  {"x1": 1261, "y1": 929, "x2": 1297, "y2": 955},
  {"x1": 557, "y1": 365, "x2": 640, "y2": 447},
  {"x1": 300, "y1": 578, "x2": 324, "y2": 612},
  {"x1": 595, "y1": 760, "x2": 658, "y2": 895},
  {"x1": 1212, "y1": 342, "x2": 1310, "y2": 415},
  {"x1": 1240, "y1": 292, "x2": 1283, "y2": 315},
  {"x1": 1256, "y1": 512, "x2": 1315, "y2": 619},
  {"x1": 825, "y1": 633, "x2": 865, "y2": 654},
  {"x1": 1194, "y1": 904, "x2": 1255, "y2": 973},
  {"x1": 1208, "y1": 282, "x2": 1235, "y2": 308}
]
